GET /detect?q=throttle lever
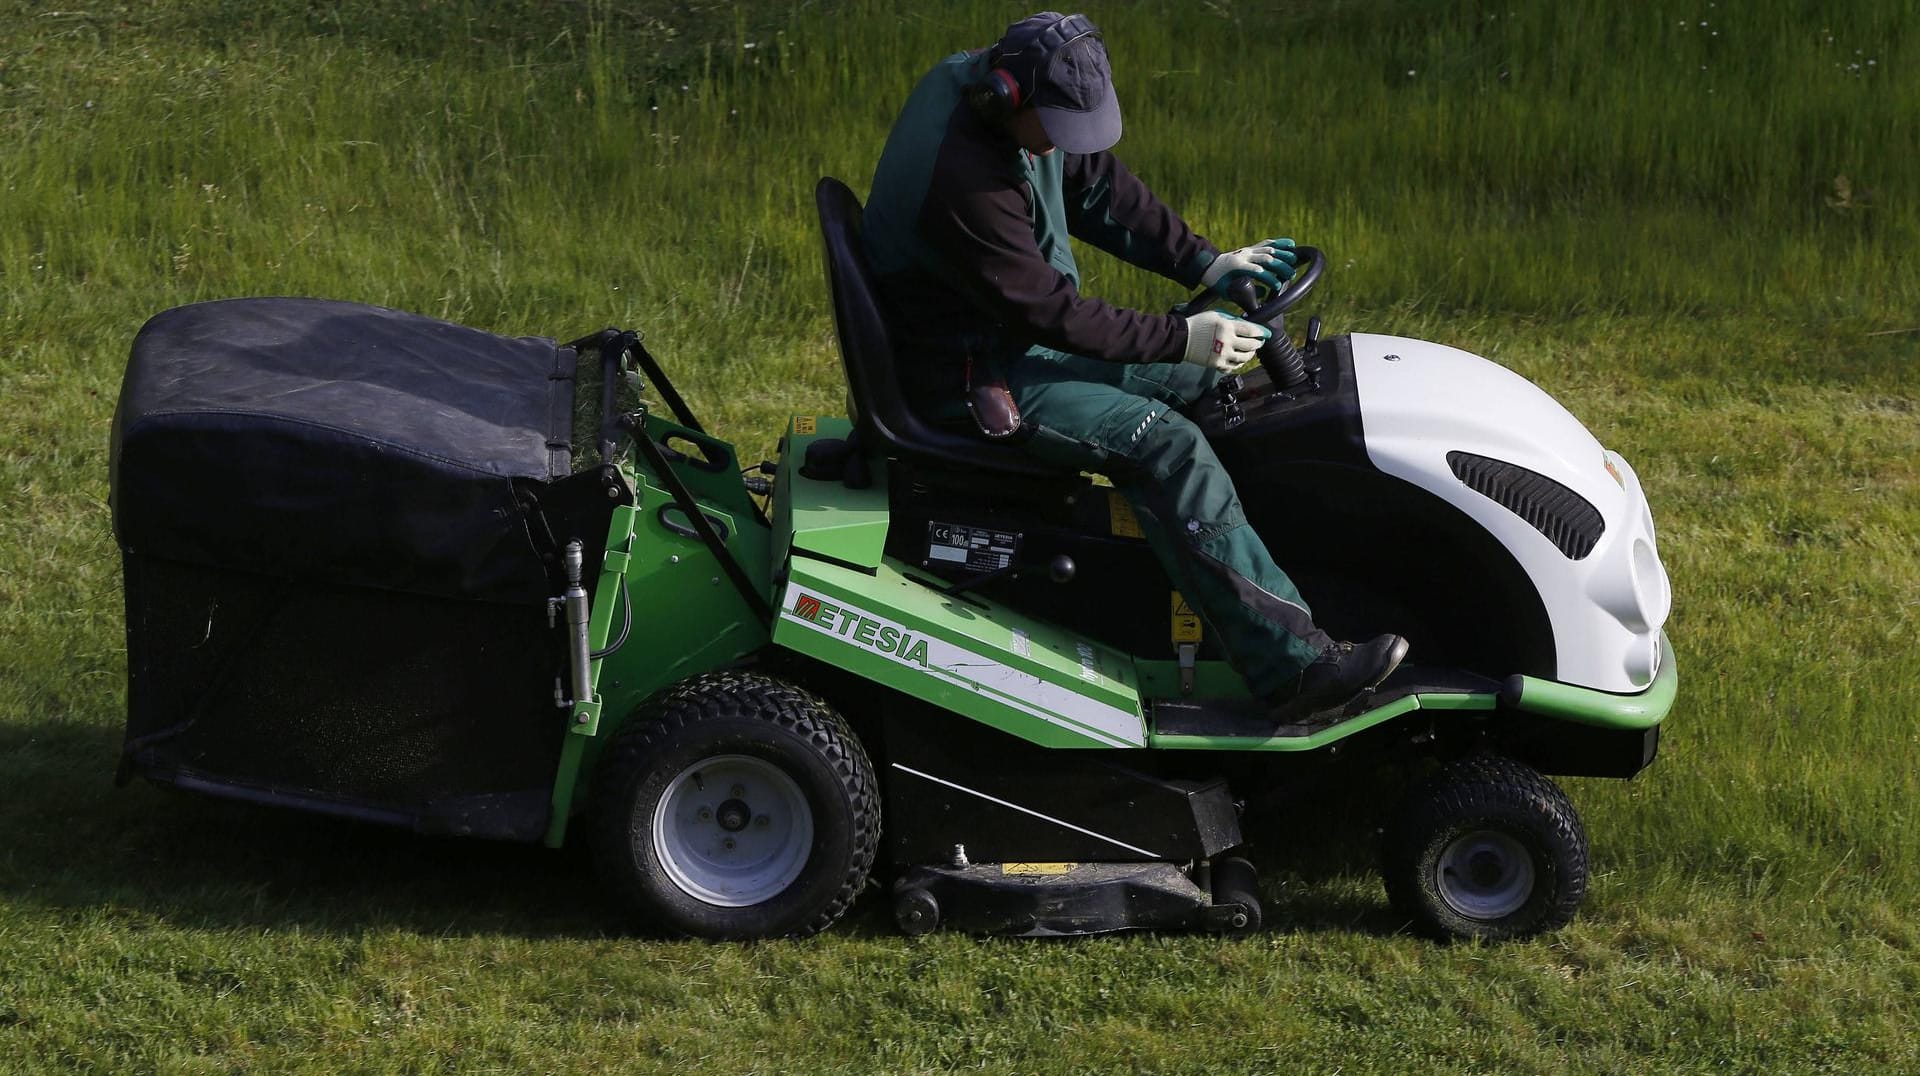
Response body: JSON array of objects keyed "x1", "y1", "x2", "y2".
[{"x1": 1215, "y1": 372, "x2": 1245, "y2": 430}]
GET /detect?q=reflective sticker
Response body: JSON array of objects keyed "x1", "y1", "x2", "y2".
[
  {"x1": 1076, "y1": 642, "x2": 1100, "y2": 684},
  {"x1": 1129, "y1": 407, "x2": 1162, "y2": 445},
  {"x1": 793, "y1": 415, "x2": 817, "y2": 435},
  {"x1": 1171, "y1": 591, "x2": 1203, "y2": 644},
  {"x1": 1604, "y1": 455, "x2": 1625, "y2": 489},
  {"x1": 1107, "y1": 490, "x2": 1145, "y2": 538},
  {"x1": 778, "y1": 585, "x2": 1145, "y2": 747}
]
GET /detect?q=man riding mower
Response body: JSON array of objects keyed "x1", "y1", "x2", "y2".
[
  {"x1": 862, "y1": 11, "x2": 1410, "y2": 727},
  {"x1": 107, "y1": 14, "x2": 1674, "y2": 944}
]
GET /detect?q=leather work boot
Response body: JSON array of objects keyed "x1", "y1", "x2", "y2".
[{"x1": 1268, "y1": 634, "x2": 1411, "y2": 727}]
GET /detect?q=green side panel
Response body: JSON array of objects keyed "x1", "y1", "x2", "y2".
[
  {"x1": 774, "y1": 556, "x2": 1146, "y2": 749},
  {"x1": 1510, "y1": 632, "x2": 1678, "y2": 730},
  {"x1": 546, "y1": 456, "x2": 776, "y2": 845},
  {"x1": 592, "y1": 474, "x2": 774, "y2": 721},
  {"x1": 1150, "y1": 693, "x2": 1500, "y2": 753},
  {"x1": 638, "y1": 413, "x2": 763, "y2": 525},
  {"x1": 773, "y1": 415, "x2": 890, "y2": 570}
]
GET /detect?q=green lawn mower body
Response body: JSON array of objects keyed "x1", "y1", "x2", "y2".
[{"x1": 111, "y1": 191, "x2": 1675, "y2": 943}]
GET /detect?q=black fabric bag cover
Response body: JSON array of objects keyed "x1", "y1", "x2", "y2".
[{"x1": 111, "y1": 298, "x2": 576, "y2": 604}]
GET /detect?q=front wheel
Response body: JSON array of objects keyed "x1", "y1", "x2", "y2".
[
  {"x1": 591, "y1": 671, "x2": 879, "y2": 939},
  {"x1": 1381, "y1": 754, "x2": 1589, "y2": 942}
]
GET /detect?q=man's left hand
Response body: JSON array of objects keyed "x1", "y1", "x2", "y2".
[{"x1": 1201, "y1": 238, "x2": 1299, "y2": 293}]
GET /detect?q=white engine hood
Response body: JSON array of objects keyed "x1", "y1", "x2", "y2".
[{"x1": 1348, "y1": 333, "x2": 1670, "y2": 692}]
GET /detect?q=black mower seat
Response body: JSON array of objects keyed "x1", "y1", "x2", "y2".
[{"x1": 814, "y1": 177, "x2": 1066, "y2": 479}]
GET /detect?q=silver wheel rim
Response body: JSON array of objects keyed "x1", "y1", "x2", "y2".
[
  {"x1": 652, "y1": 754, "x2": 813, "y2": 907},
  {"x1": 1435, "y1": 830, "x2": 1535, "y2": 921}
]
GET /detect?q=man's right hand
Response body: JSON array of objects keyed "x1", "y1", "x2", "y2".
[
  {"x1": 1200, "y1": 239, "x2": 1299, "y2": 293},
  {"x1": 1183, "y1": 310, "x2": 1271, "y2": 372}
]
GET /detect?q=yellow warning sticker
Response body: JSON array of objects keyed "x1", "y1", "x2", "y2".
[
  {"x1": 1108, "y1": 490, "x2": 1144, "y2": 538},
  {"x1": 1171, "y1": 591, "x2": 1204, "y2": 643},
  {"x1": 793, "y1": 415, "x2": 817, "y2": 435},
  {"x1": 1001, "y1": 862, "x2": 1077, "y2": 876}
]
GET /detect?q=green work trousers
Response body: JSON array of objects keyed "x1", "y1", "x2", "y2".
[{"x1": 1005, "y1": 349, "x2": 1333, "y2": 697}]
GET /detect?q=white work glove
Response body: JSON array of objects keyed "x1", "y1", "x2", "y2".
[
  {"x1": 1183, "y1": 310, "x2": 1270, "y2": 372},
  {"x1": 1199, "y1": 238, "x2": 1299, "y2": 293}
]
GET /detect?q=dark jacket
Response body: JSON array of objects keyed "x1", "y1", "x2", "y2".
[{"x1": 864, "y1": 49, "x2": 1219, "y2": 403}]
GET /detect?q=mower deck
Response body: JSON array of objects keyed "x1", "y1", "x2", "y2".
[{"x1": 893, "y1": 860, "x2": 1259, "y2": 938}]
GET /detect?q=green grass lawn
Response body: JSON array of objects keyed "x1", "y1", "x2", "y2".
[{"x1": 3, "y1": 0, "x2": 1917, "y2": 1070}]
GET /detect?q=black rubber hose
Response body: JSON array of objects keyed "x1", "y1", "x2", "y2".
[{"x1": 588, "y1": 574, "x2": 633, "y2": 659}]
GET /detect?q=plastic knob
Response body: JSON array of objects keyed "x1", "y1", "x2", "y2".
[{"x1": 1224, "y1": 276, "x2": 1262, "y2": 314}]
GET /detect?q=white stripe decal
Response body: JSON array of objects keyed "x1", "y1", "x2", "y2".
[
  {"x1": 891, "y1": 763, "x2": 1159, "y2": 858},
  {"x1": 782, "y1": 609, "x2": 1133, "y2": 747},
  {"x1": 777, "y1": 585, "x2": 1145, "y2": 747}
]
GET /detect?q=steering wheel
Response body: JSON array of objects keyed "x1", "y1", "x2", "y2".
[
  {"x1": 1185, "y1": 245, "x2": 1327, "y2": 327},
  {"x1": 1246, "y1": 244, "x2": 1325, "y2": 322}
]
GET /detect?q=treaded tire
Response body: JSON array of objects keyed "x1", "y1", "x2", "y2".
[
  {"x1": 1381, "y1": 754, "x2": 1588, "y2": 942},
  {"x1": 591, "y1": 671, "x2": 879, "y2": 939}
]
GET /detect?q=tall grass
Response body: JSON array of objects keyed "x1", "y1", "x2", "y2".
[
  {"x1": 3, "y1": 1, "x2": 1913, "y2": 326},
  {"x1": 1, "y1": 0, "x2": 1917, "y2": 1069}
]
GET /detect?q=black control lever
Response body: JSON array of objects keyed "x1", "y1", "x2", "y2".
[
  {"x1": 1215, "y1": 372, "x2": 1245, "y2": 430},
  {"x1": 1221, "y1": 278, "x2": 1310, "y2": 392}
]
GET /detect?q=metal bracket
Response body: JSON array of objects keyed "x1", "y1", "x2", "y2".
[
  {"x1": 1199, "y1": 899, "x2": 1255, "y2": 932},
  {"x1": 1178, "y1": 642, "x2": 1198, "y2": 696},
  {"x1": 601, "y1": 544, "x2": 631, "y2": 574},
  {"x1": 568, "y1": 697, "x2": 604, "y2": 738}
]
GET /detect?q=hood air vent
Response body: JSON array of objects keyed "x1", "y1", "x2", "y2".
[{"x1": 1446, "y1": 451, "x2": 1605, "y2": 560}]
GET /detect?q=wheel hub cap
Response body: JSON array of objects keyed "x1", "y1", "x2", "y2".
[
  {"x1": 716, "y1": 798, "x2": 750, "y2": 832},
  {"x1": 1435, "y1": 830, "x2": 1535, "y2": 921},
  {"x1": 653, "y1": 755, "x2": 813, "y2": 907}
]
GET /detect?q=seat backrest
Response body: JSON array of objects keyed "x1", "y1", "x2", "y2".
[
  {"x1": 814, "y1": 177, "x2": 1059, "y2": 477},
  {"x1": 815, "y1": 177, "x2": 893, "y2": 433}
]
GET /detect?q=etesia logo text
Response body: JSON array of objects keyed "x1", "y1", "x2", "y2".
[{"x1": 791, "y1": 593, "x2": 930, "y2": 667}]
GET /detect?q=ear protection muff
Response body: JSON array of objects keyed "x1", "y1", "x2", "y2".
[{"x1": 973, "y1": 13, "x2": 1100, "y2": 122}]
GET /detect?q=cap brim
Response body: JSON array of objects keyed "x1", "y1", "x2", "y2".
[{"x1": 1036, "y1": 83, "x2": 1121, "y2": 154}]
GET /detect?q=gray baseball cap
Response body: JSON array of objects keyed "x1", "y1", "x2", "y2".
[{"x1": 996, "y1": 12, "x2": 1121, "y2": 154}]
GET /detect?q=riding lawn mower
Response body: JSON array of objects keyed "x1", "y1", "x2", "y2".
[{"x1": 109, "y1": 178, "x2": 1674, "y2": 941}]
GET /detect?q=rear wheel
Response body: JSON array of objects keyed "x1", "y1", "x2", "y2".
[
  {"x1": 1381, "y1": 754, "x2": 1588, "y2": 941},
  {"x1": 591, "y1": 671, "x2": 878, "y2": 939}
]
